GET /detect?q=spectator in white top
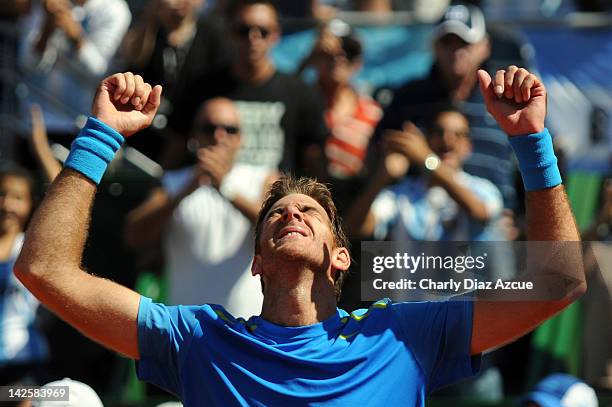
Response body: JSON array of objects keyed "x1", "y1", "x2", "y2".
[
  {"x1": 20, "y1": 0, "x2": 131, "y2": 133},
  {"x1": 125, "y1": 97, "x2": 278, "y2": 317}
]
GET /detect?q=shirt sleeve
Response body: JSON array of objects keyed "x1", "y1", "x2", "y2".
[
  {"x1": 371, "y1": 188, "x2": 399, "y2": 240},
  {"x1": 471, "y1": 177, "x2": 503, "y2": 219},
  {"x1": 136, "y1": 296, "x2": 202, "y2": 397},
  {"x1": 74, "y1": 1, "x2": 131, "y2": 76},
  {"x1": 391, "y1": 300, "x2": 481, "y2": 393},
  {"x1": 161, "y1": 168, "x2": 194, "y2": 198}
]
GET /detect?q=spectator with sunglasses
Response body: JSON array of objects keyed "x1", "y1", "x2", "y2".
[
  {"x1": 125, "y1": 97, "x2": 278, "y2": 317},
  {"x1": 346, "y1": 107, "x2": 502, "y2": 242},
  {"x1": 166, "y1": 0, "x2": 328, "y2": 177}
]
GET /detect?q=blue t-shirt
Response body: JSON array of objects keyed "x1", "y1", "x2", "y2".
[
  {"x1": 137, "y1": 297, "x2": 480, "y2": 406},
  {"x1": 0, "y1": 234, "x2": 48, "y2": 367},
  {"x1": 371, "y1": 171, "x2": 503, "y2": 242}
]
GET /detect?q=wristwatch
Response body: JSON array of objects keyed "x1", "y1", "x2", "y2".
[{"x1": 423, "y1": 154, "x2": 441, "y2": 173}]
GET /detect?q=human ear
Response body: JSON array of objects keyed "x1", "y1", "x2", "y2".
[{"x1": 331, "y1": 247, "x2": 350, "y2": 272}]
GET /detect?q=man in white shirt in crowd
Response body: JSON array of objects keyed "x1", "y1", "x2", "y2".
[{"x1": 125, "y1": 97, "x2": 277, "y2": 317}]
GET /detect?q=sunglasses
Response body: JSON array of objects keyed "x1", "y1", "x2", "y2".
[
  {"x1": 233, "y1": 24, "x2": 272, "y2": 39},
  {"x1": 196, "y1": 122, "x2": 240, "y2": 135}
]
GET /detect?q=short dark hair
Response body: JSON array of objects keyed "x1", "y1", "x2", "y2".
[
  {"x1": 0, "y1": 164, "x2": 36, "y2": 197},
  {"x1": 341, "y1": 35, "x2": 362, "y2": 61},
  {"x1": 426, "y1": 104, "x2": 470, "y2": 137},
  {"x1": 254, "y1": 175, "x2": 350, "y2": 302},
  {"x1": 0, "y1": 164, "x2": 38, "y2": 227},
  {"x1": 228, "y1": 0, "x2": 278, "y2": 18}
]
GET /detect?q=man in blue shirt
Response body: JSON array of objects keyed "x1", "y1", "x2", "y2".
[
  {"x1": 346, "y1": 108, "x2": 503, "y2": 242},
  {"x1": 376, "y1": 3, "x2": 518, "y2": 210},
  {"x1": 15, "y1": 65, "x2": 586, "y2": 406}
]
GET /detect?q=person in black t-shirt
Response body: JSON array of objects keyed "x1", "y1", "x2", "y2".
[
  {"x1": 0, "y1": 0, "x2": 30, "y2": 160},
  {"x1": 122, "y1": 0, "x2": 230, "y2": 101},
  {"x1": 167, "y1": 0, "x2": 328, "y2": 175}
]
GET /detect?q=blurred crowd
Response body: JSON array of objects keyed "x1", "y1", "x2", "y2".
[{"x1": 0, "y1": 0, "x2": 611, "y2": 405}]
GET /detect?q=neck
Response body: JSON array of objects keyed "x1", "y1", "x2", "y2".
[
  {"x1": 260, "y1": 264, "x2": 337, "y2": 327},
  {"x1": 165, "y1": 14, "x2": 196, "y2": 47},
  {"x1": 233, "y1": 59, "x2": 275, "y2": 84},
  {"x1": 322, "y1": 81, "x2": 349, "y2": 103}
]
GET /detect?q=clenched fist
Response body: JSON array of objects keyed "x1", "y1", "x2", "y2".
[
  {"x1": 92, "y1": 72, "x2": 162, "y2": 137},
  {"x1": 477, "y1": 66, "x2": 546, "y2": 137}
]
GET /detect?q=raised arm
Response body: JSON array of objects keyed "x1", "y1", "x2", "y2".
[
  {"x1": 120, "y1": 0, "x2": 159, "y2": 70},
  {"x1": 471, "y1": 66, "x2": 585, "y2": 354},
  {"x1": 344, "y1": 150, "x2": 407, "y2": 238},
  {"x1": 29, "y1": 104, "x2": 62, "y2": 183},
  {"x1": 14, "y1": 73, "x2": 162, "y2": 360},
  {"x1": 124, "y1": 181, "x2": 199, "y2": 248}
]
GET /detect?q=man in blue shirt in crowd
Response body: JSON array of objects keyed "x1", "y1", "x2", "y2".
[
  {"x1": 15, "y1": 66, "x2": 585, "y2": 406},
  {"x1": 377, "y1": 3, "x2": 518, "y2": 210}
]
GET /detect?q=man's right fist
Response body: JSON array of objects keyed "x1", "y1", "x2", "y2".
[{"x1": 92, "y1": 73, "x2": 162, "y2": 137}]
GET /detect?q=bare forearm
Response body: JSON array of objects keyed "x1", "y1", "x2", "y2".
[
  {"x1": 57, "y1": 14, "x2": 84, "y2": 49},
  {"x1": 430, "y1": 164, "x2": 490, "y2": 221},
  {"x1": 16, "y1": 176, "x2": 142, "y2": 360},
  {"x1": 526, "y1": 185, "x2": 580, "y2": 241},
  {"x1": 471, "y1": 187, "x2": 584, "y2": 355},
  {"x1": 125, "y1": 191, "x2": 176, "y2": 247},
  {"x1": 121, "y1": 21, "x2": 158, "y2": 68},
  {"x1": 527, "y1": 185, "x2": 585, "y2": 297},
  {"x1": 35, "y1": 18, "x2": 55, "y2": 54},
  {"x1": 38, "y1": 154, "x2": 62, "y2": 184},
  {"x1": 31, "y1": 142, "x2": 62, "y2": 183},
  {"x1": 17, "y1": 168, "x2": 95, "y2": 276},
  {"x1": 125, "y1": 180, "x2": 198, "y2": 247}
]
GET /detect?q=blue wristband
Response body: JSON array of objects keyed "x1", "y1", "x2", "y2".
[
  {"x1": 64, "y1": 117, "x2": 125, "y2": 184},
  {"x1": 509, "y1": 128, "x2": 562, "y2": 191}
]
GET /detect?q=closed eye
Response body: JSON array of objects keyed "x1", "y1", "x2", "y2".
[
  {"x1": 301, "y1": 205, "x2": 323, "y2": 218},
  {"x1": 266, "y1": 207, "x2": 283, "y2": 220}
]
